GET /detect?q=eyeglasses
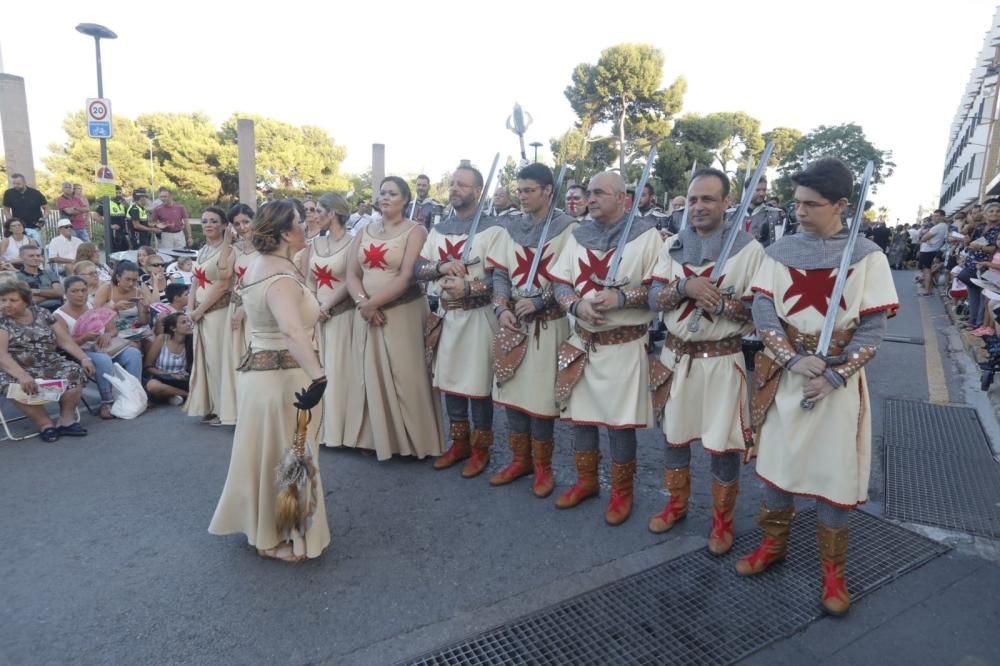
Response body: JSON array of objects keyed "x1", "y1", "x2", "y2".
[
  {"x1": 148, "y1": 262, "x2": 164, "y2": 267},
  {"x1": 305, "y1": 207, "x2": 317, "y2": 213}
]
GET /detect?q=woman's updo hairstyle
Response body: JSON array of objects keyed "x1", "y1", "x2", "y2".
[{"x1": 252, "y1": 200, "x2": 297, "y2": 253}]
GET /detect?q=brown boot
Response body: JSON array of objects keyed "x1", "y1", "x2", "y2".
[
  {"x1": 531, "y1": 439, "x2": 555, "y2": 498},
  {"x1": 605, "y1": 460, "x2": 637, "y2": 526},
  {"x1": 707, "y1": 479, "x2": 739, "y2": 555},
  {"x1": 648, "y1": 467, "x2": 690, "y2": 533},
  {"x1": 434, "y1": 421, "x2": 471, "y2": 470},
  {"x1": 734, "y1": 503, "x2": 795, "y2": 576},
  {"x1": 554, "y1": 450, "x2": 601, "y2": 508},
  {"x1": 489, "y1": 432, "x2": 533, "y2": 486},
  {"x1": 461, "y1": 430, "x2": 493, "y2": 478},
  {"x1": 817, "y1": 522, "x2": 851, "y2": 616}
]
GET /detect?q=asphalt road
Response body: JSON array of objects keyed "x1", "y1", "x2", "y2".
[{"x1": 1, "y1": 270, "x2": 996, "y2": 666}]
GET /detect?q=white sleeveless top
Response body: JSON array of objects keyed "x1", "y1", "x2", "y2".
[{"x1": 2, "y1": 235, "x2": 33, "y2": 262}]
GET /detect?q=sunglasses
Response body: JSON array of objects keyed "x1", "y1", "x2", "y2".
[
  {"x1": 305, "y1": 207, "x2": 317, "y2": 213},
  {"x1": 148, "y1": 262, "x2": 164, "y2": 267}
]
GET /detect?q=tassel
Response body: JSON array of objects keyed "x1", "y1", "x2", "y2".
[{"x1": 274, "y1": 410, "x2": 315, "y2": 536}]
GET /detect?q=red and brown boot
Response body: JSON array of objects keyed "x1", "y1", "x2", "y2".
[
  {"x1": 461, "y1": 430, "x2": 493, "y2": 478},
  {"x1": 648, "y1": 467, "x2": 690, "y2": 533},
  {"x1": 605, "y1": 460, "x2": 637, "y2": 526},
  {"x1": 817, "y1": 522, "x2": 851, "y2": 616},
  {"x1": 433, "y1": 421, "x2": 471, "y2": 470},
  {"x1": 531, "y1": 439, "x2": 556, "y2": 498},
  {"x1": 707, "y1": 479, "x2": 739, "y2": 555},
  {"x1": 489, "y1": 432, "x2": 533, "y2": 486},
  {"x1": 554, "y1": 450, "x2": 601, "y2": 508},
  {"x1": 734, "y1": 503, "x2": 795, "y2": 576}
]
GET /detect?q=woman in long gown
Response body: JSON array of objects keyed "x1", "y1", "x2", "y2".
[
  {"x1": 300, "y1": 193, "x2": 356, "y2": 448},
  {"x1": 218, "y1": 203, "x2": 257, "y2": 425},
  {"x1": 344, "y1": 176, "x2": 443, "y2": 460},
  {"x1": 185, "y1": 207, "x2": 233, "y2": 425},
  {"x1": 209, "y1": 200, "x2": 330, "y2": 562}
]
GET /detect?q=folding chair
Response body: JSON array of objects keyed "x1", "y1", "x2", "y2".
[{"x1": 0, "y1": 398, "x2": 82, "y2": 442}]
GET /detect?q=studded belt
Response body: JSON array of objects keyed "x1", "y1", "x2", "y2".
[
  {"x1": 441, "y1": 291, "x2": 493, "y2": 311},
  {"x1": 574, "y1": 323, "x2": 647, "y2": 349},
  {"x1": 783, "y1": 323, "x2": 853, "y2": 357},
  {"x1": 664, "y1": 333, "x2": 743, "y2": 360},
  {"x1": 237, "y1": 348, "x2": 300, "y2": 372},
  {"x1": 200, "y1": 291, "x2": 232, "y2": 315}
]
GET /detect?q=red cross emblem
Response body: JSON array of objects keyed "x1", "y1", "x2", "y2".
[
  {"x1": 193, "y1": 266, "x2": 211, "y2": 288},
  {"x1": 312, "y1": 263, "x2": 337, "y2": 289},
  {"x1": 363, "y1": 242, "x2": 390, "y2": 270},
  {"x1": 235, "y1": 265, "x2": 247, "y2": 284},
  {"x1": 438, "y1": 237, "x2": 466, "y2": 261},
  {"x1": 575, "y1": 248, "x2": 614, "y2": 296},
  {"x1": 511, "y1": 244, "x2": 555, "y2": 289},
  {"x1": 676, "y1": 264, "x2": 725, "y2": 322},
  {"x1": 783, "y1": 268, "x2": 852, "y2": 317}
]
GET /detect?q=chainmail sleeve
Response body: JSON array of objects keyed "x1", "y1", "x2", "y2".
[
  {"x1": 830, "y1": 310, "x2": 887, "y2": 383},
  {"x1": 492, "y1": 267, "x2": 512, "y2": 315},
  {"x1": 554, "y1": 282, "x2": 580, "y2": 315}
]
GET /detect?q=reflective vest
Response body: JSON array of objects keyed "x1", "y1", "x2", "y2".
[
  {"x1": 109, "y1": 198, "x2": 127, "y2": 217},
  {"x1": 127, "y1": 203, "x2": 148, "y2": 222}
]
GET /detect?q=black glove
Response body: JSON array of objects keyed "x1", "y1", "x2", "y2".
[{"x1": 293, "y1": 377, "x2": 327, "y2": 410}]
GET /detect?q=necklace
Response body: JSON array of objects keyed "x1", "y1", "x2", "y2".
[{"x1": 198, "y1": 239, "x2": 225, "y2": 263}]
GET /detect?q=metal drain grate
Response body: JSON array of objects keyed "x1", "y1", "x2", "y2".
[
  {"x1": 884, "y1": 446, "x2": 1000, "y2": 538},
  {"x1": 883, "y1": 399, "x2": 993, "y2": 457},
  {"x1": 404, "y1": 511, "x2": 946, "y2": 666}
]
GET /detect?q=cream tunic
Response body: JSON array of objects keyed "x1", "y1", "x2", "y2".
[
  {"x1": 422, "y1": 224, "x2": 504, "y2": 398},
  {"x1": 652, "y1": 240, "x2": 764, "y2": 451},
  {"x1": 550, "y1": 226, "x2": 663, "y2": 428},
  {"x1": 750, "y1": 251, "x2": 898, "y2": 507},
  {"x1": 487, "y1": 224, "x2": 574, "y2": 418},
  {"x1": 186, "y1": 244, "x2": 229, "y2": 419}
]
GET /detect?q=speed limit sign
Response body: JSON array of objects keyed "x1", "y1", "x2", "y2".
[{"x1": 86, "y1": 98, "x2": 112, "y2": 138}]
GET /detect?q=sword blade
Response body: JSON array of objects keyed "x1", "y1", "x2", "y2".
[
  {"x1": 523, "y1": 164, "x2": 571, "y2": 292},
  {"x1": 460, "y1": 152, "x2": 501, "y2": 263},
  {"x1": 598, "y1": 145, "x2": 658, "y2": 286},
  {"x1": 687, "y1": 142, "x2": 774, "y2": 332},
  {"x1": 678, "y1": 160, "x2": 697, "y2": 232},
  {"x1": 815, "y1": 161, "x2": 875, "y2": 357}
]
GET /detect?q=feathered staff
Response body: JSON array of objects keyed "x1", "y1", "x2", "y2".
[{"x1": 275, "y1": 409, "x2": 319, "y2": 537}]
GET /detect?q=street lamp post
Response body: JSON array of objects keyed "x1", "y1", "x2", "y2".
[
  {"x1": 75, "y1": 23, "x2": 117, "y2": 259},
  {"x1": 529, "y1": 141, "x2": 543, "y2": 163}
]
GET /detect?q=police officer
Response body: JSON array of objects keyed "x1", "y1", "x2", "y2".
[
  {"x1": 97, "y1": 186, "x2": 131, "y2": 252},
  {"x1": 127, "y1": 189, "x2": 156, "y2": 249}
]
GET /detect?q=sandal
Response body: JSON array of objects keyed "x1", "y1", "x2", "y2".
[
  {"x1": 99, "y1": 404, "x2": 114, "y2": 420},
  {"x1": 40, "y1": 427, "x2": 60, "y2": 443},
  {"x1": 56, "y1": 422, "x2": 88, "y2": 437},
  {"x1": 257, "y1": 543, "x2": 305, "y2": 563}
]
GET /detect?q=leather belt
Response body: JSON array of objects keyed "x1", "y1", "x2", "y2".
[
  {"x1": 783, "y1": 323, "x2": 853, "y2": 357},
  {"x1": 664, "y1": 333, "x2": 743, "y2": 359},
  {"x1": 237, "y1": 348, "x2": 300, "y2": 372},
  {"x1": 574, "y1": 323, "x2": 647, "y2": 349}
]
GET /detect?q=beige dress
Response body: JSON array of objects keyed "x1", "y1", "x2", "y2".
[
  {"x1": 345, "y1": 224, "x2": 444, "y2": 459},
  {"x1": 487, "y1": 222, "x2": 573, "y2": 418},
  {"x1": 550, "y1": 226, "x2": 663, "y2": 428},
  {"x1": 186, "y1": 243, "x2": 230, "y2": 418},
  {"x1": 309, "y1": 235, "x2": 355, "y2": 448},
  {"x1": 751, "y1": 251, "x2": 899, "y2": 507},
  {"x1": 422, "y1": 223, "x2": 503, "y2": 397},
  {"x1": 651, "y1": 239, "x2": 765, "y2": 451},
  {"x1": 208, "y1": 272, "x2": 330, "y2": 559},
  {"x1": 218, "y1": 244, "x2": 257, "y2": 425}
]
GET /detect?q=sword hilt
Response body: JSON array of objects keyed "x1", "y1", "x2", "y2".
[
  {"x1": 686, "y1": 307, "x2": 705, "y2": 333},
  {"x1": 462, "y1": 256, "x2": 481, "y2": 267},
  {"x1": 512, "y1": 286, "x2": 542, "y2": 299},
  {"x1": 593, "y1": 276, "x2": 629, "y2": 289}
]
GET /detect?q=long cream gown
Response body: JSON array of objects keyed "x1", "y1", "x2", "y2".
[
  {"x1": 186, "y1": 243, "x2": 230, "y2": 419},
  {"x1": 209, "y1": 272, "x2": 330, "y2": 559},
  {"x1": 219, "y1": 244, "x2": 258, "y2": 425}
]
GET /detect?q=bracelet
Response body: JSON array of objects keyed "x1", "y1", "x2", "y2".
[{"x1": 355, "y1": 293, "x2": 368, "y2": 304}]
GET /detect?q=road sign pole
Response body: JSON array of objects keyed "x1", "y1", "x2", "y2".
[{"x1": 92, "y1": 38, "x2": 113, "y2": 258}]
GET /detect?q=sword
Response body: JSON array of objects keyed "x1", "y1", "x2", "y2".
[
  {"x1": 800, "y1": 160, "x2": 875, "y2": 410},
  {"x1": 514, "y1": 164, "x2": 573, "y2": 298},
  {"x1": 678, "y1": 160, "x2": 698, "y2": 232},
  {"x1": 593, "y1": 146, "x2": 658, "y2": 289},
  {"x1": 687, "y1": 141, "x2": 775, "y2": 333},
  {"x1": 459, "y1": 152, "x2": 501, "y2": 266}
]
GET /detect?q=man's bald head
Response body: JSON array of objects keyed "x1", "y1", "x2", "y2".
[{"x1": 586, "y1": 171, "x2": 627, "y2": 224}]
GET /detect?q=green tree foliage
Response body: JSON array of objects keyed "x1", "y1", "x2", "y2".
[
  {"x1": 40, "y1": 111, "x2": 351, "y2": 208},
  {"x1": 762, "y1": 127, "x2": 804, "y2": 167},
  {"x1": 564, "y1": 43, "x2": 685, "y2": 172},
  {"x1": 44, "y1": 112, "x2": 152, "y2": 199},
  {"x1": 773, "y1": 123, "x2": 895, "y2": 201},
  {"x1": 550, "y1": 127, "x2": 619, "y2": 182},
  {"x1": 652, "y1": 140, "x2": 715, "y2": 200},
  {"x1": 671, "y1": 111, "x2": 763, "y2": 176},
  {"x1": 139, "y1": 112, "x2": 226, "y2": 200},
  {"x1": 218, "y1": 114, "x2": 349, "y2": 195}
]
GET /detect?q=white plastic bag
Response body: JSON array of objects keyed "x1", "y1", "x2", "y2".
[{"x1": 103, "y1": 363, "x2": 148, "y2": 419}]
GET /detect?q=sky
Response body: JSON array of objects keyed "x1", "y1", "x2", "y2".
[{"x1": 1, "y1": 0, "x2": 997, "y2": 222}]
